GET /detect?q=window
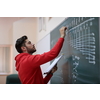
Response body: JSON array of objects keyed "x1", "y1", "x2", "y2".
[
  {"x1": 0, "y1": 45, "x2": 12, "y2": 74},
  {"x1": 39, "y1": 17, "x2": 46, "y2": 31}
]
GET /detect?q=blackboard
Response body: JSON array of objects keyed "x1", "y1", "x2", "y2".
[{"x1": 50, "y1": 17, "x2": 100, "y2": 84}]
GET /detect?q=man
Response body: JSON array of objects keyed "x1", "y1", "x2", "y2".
[{"x1": 15, "y1": 26, "x2": 67, "y2": 84}]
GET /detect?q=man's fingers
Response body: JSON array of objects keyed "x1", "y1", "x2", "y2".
[{"x1": 53, "y1": 66, "x2": 58, "y2": 70}]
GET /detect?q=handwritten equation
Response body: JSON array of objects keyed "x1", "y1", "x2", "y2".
[
  {"x1": 72, "y1": 55, "x2": 80, "y2": 83},
  {"x1": 66, "y1": 17, "x2": 96, "y2": 64}
]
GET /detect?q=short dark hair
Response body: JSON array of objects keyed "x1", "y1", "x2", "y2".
[{"x1": 15, "y1": 35, "x2": 28, "y2": 53}]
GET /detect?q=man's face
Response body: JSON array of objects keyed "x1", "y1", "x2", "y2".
[{"x1": 24, "y1": 39, "x2": 36, "y2": 54}]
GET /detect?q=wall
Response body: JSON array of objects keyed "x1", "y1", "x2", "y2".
[
  {"x1": 0, "y1": 17, "x2": 24, "y2": 44},
  {"x1": 37, "y1": 17, "x2": 66, "y2": 42}
]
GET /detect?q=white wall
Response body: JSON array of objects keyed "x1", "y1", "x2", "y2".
[
  {"x1": 37, "y1": 17, "x2": 66, "y2": 42},
  {"x1": 0, "y1": 17, "x2": 23, "y2": 44}
]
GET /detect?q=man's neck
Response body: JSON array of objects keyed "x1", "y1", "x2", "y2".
[{"x1": 23, "y1": 51, "x2": 33, "y2": 55}]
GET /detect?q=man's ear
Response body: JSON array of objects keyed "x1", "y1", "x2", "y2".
[{"x1": 21, "y1": 46, "x2": 26, "y2": 52}]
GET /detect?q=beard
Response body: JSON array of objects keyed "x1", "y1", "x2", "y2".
[{"x1": 26, "y1": 47, "x2": 36, "y2": 54}]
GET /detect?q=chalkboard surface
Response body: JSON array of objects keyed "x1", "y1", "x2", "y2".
[{"x1": 50, "y1": 17, "x2": 100, "y2": 84}]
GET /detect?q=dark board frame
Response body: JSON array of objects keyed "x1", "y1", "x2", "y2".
[{"x1": 50, "y1": 17, "x2": 100, "y2": 84}]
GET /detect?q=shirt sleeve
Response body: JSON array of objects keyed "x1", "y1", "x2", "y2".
[{"x1": 28, "y1": 38, "x2": 64, "y2": 67}]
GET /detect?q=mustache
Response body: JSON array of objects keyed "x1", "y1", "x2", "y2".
[{"x1": 33, "y1": 45, "x2": 35, "y2": 48}]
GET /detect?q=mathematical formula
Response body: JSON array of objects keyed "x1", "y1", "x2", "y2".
[{"x1": 66, "y1": 17, "x2": 96, "y2": 65}]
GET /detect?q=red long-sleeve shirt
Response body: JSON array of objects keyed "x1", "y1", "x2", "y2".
[{"x1": 15, "y1": 38, "x2": 64, "y2": 84}]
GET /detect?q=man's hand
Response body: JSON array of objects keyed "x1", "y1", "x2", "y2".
[
  {"x1": 60, "y1": 26, "x2": 67, "y2": 38},
  {"x1": 50, "y1": 64, "x2": 58, "y2": 74}
]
